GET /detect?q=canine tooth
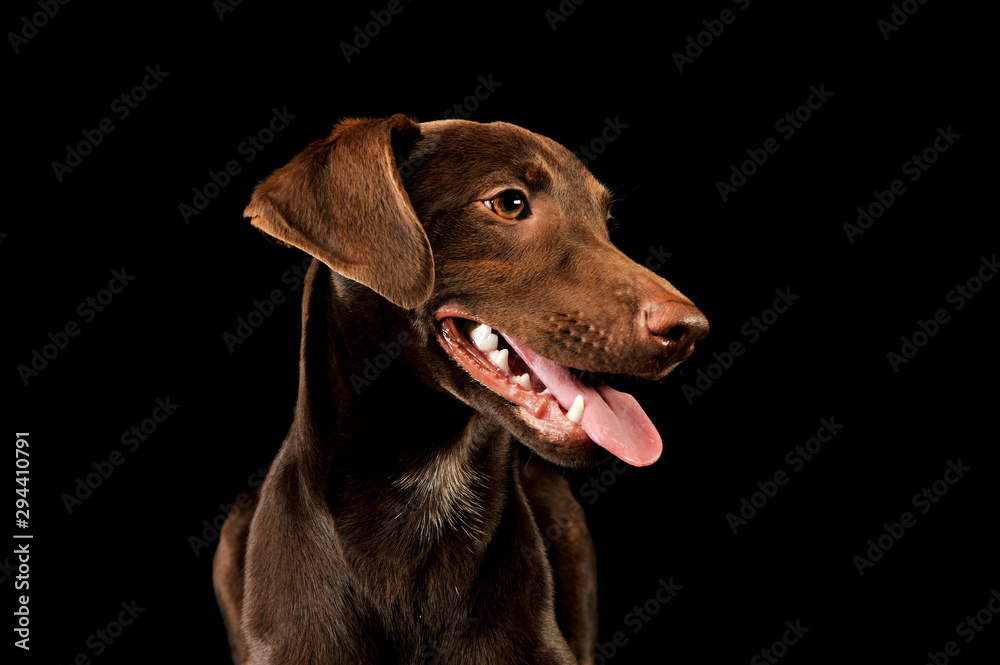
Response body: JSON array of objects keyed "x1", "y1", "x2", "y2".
[
  {"x1": 539, "y1": 388, "x2": 550, "y2": 395},
  {"x1": 489, "y1": 348, "x2": 509, "y2": 373},
  {"x1": 514, "y1": 373, "x2": 532, "y2": 389},
  {"x1": 566, "y1": 395, "x2": 585, "y2": 424}
]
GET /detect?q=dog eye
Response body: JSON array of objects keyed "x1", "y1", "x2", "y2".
[{"x1": 485, "y1": 190, "x2": 528, "y2": 220}]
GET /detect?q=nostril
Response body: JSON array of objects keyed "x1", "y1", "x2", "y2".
[
  {"x1": 661, "y1": 325, "x2": 688, "y2": 342},
  {"x1": 644, "y1": 300, "x2": 710, "y2": 347}
]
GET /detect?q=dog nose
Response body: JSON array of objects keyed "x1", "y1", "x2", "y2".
[{"x1": 643, "y1": 300, "x2": 709, "y2": 351}]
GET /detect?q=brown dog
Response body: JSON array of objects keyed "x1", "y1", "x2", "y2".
[{"x1": 213, "y1": 115, "x2": 708, "y2": 664}]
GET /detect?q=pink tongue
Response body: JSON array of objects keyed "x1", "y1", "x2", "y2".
[{"x1": 502, "y1": 335, "x2": 662, "y2": 466}]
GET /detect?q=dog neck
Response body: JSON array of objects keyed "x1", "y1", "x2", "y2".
[
  {"x1": 287, "y1": 260, "x2": 527, "y2": 572},
  {"x1": 242, "y1": 261, "x2": 570, "y2": 661}
]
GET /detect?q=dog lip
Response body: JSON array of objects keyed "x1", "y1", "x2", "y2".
[
  {"x1": 434, "y1": 306, "x2": 694, "y2": 382},
  {"x1": 433, "y1": 306, "x2": 482, "y2": 323},
  {"x1": 433, "y1": 307, "x2": 598, "y2": 377},
  {"x1": 433, "y1": 307, "x2": 589, "y2": 383},
  {"x1": 666, "y1": 339, "x2": 697, "y2": 367},
  {"x1": 433, "y1": 308, "x2": 665, "y2": 465},
  {"x1": 435, "y1": 315, "x2": 556, "y2": 406},
  {"x1": 433, "y1": 311, "x2": 592, "y2": 446}
]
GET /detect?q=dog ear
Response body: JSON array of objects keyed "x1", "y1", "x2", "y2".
[{"x1": 244, "y1": 114, "x2": 433, "y2": 309}]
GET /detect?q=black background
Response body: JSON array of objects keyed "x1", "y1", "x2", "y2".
[{"x1": 7, "y1": 1, "x2": 996, "y2": 663}]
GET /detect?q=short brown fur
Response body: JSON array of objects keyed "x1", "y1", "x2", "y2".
[{"x1": 213, "y1": 115, "x2": 707, "y2": 664}]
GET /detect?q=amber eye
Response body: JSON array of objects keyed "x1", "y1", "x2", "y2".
[{"x1": 488, "y1": 190, "x2": 527, "y2": 220}]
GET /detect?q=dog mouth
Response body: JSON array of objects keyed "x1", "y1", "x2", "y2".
[{"x1": 435, "y1": 312, "x2": 662, "y2": 466}]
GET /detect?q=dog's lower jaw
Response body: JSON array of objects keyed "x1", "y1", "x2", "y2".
[
  {"x1": 428, "y1": 315, "x2": 623, "y2": 469},
  {"x1": 429, "y1": 301, "x2": 680, "y2": 467},
  {"x1": 432, "y1": 370, "x2": 611, "y2": 470}
]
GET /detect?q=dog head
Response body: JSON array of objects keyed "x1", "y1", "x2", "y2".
[{"x1": 245, "y1": 115, "x2": 707, "y2": 468}]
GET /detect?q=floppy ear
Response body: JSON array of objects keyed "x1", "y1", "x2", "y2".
[{"x1": 244, "y1": 114, "x2": 433, "y2": 309}]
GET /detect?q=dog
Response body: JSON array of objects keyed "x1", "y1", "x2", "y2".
[{"x1": 213, "y1": 114, "x2": 708, "y2": 664}]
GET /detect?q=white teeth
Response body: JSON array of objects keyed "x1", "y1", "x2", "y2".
[
  {"x1": 489, "y1": 348, "x2": 509, "y2": 373},
  {"x1": 514, "y1": 373, "x2": 532, "y2": 389},
  {"x1": 539, "y1": 388, "x2": 550, "y2": 395},
  {"x1": 566, "y1": 395, "x2": 585, "y2": 424},
  {"x1": 468, "y1": 323, "x2": 499, "y2": 352},
  {"x1": 468, "y1": 323, "x2": 492, "y2": 348}
]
